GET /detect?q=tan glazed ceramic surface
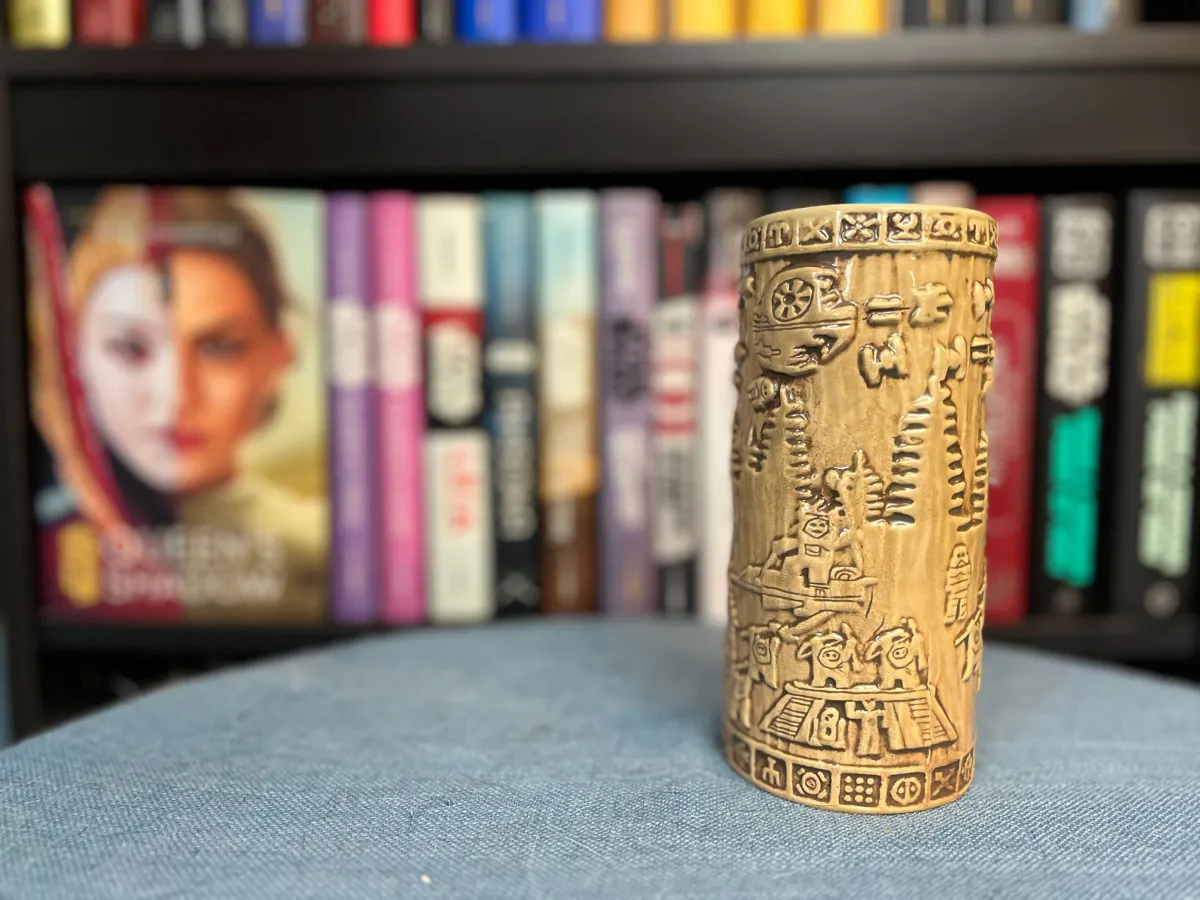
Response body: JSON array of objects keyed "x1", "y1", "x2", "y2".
[{"x1": 723, "y1": 204, "x2": 997, "y2": 813}]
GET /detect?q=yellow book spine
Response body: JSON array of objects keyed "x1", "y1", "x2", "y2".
[
  {"x1": 815, "y1": 0, "x2": 887, "y2": 34},
  {"x1": 9, "y1": 0, "x2": 70, "y2": 46},
  {"x1": 669, "y1": 0, "x2": 738, "y2": 39},
  {"x1": 745, "y1": 0, "x2": 808, "y2": 36},
  {"x1": 606, "y1": 0, "x2": 663, "y2": 41}
]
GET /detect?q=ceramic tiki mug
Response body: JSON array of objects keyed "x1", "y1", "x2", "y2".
[{"x1": 723, "y1": 204, "x2": 996, "y2": 813}]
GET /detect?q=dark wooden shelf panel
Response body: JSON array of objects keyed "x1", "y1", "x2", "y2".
[{"x1": 7, "y1": 27, "x2": 1200, "y2": 181}]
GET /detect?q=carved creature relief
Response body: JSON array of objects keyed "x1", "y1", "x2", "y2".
[{"x1": 753, "y1": 266, "x2": 857, "y2": 377}]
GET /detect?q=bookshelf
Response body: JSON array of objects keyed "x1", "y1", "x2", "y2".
[{"x1": 4, "y1": 26, "x2": 1200, "y2": 738}]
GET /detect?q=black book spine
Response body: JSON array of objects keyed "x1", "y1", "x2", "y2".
[
  {"x1": 764, "y1": 189, "x2": 839, "y2": 215},
  {"x1": 147, "y1": 0, "x2": 204, "y2": 43},
  {"x1": 420, "y1": 0, "x2": 453, "y2": 42},
  {"x1": 1110, "y1": 191, "x2": 1200, "y2": 618},
  {"x1": 1030, "y1": 195, "x2": 1116, "y2": 617},
  {"x1": 986, "y1": 0, "x2": 1065, "y2": 23},
  {"x1": 903, "y1": 0, "x2": 969, "y2": 26},
  {"x1": 204, "y1": 0, "x2": 247, "y2": 43},
  {"x1": 309, "y1": 0, "x2": 365, "y2": 42}
]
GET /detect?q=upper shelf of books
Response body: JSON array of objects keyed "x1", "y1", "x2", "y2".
[{"x1": 7, "y1": 27, "x2": 1200, "y2": 181}]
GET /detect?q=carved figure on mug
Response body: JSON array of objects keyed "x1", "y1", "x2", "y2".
[
  {"x1": 797, "y1": 626, "x2": 861, "y2": 688},
  {"x1": 866, "y1": 618, "x2": 928, "y2": 689}
]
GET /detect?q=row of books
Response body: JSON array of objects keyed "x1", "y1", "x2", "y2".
[
  {"x1": 8, "y1": 0, "x2": 1190, "y2": 49},
  {"x1": 23, "y1": 182, "x2": 1200, "y2": 632}
]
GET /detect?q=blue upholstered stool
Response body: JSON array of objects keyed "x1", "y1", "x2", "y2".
[{"x1": 1, "y1": 620, "x2": 1198, "y2": 899}]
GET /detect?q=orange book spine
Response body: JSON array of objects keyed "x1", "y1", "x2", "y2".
[
  {"x1": 606, "y1": 0, "x2": 662, "y2": 40},
  {"x1": 815, "y1": 0, "x2": 887, "y2": 34},
  {"x1": 669, "y1": 0, "x2": 737, "y2": 39},
  {"x1": 745, "y1": 0, "x2": 807, "y2": 36}
]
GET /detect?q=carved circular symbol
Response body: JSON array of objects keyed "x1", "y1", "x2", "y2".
[
  {"x1": 889, "y1": 776, "x2": 923, "y2": 806},
  {"x1": 803, "y1": 517, "x2": 830, "y2": 539},
  {"x1": 888, "y1": 645, "x2": 912, "y2": 666},
  {"x1": 817, "y1": 647, "x2": 844, "y2": 668},
  {"x1": 770, "y1": 278, "x2": 813, "y2": 323},
  {"x1": 799, "y1": 771, "x2": 825, "y2": 797},
  {"x1": 752, "y1": 636, "x2": 772, "y2": 664},
  {"x1": 959, "y1": 754, "x2": 975, "y2": 785}
]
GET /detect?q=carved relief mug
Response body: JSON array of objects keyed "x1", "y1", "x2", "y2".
[{"x1": 723, "y1": 204, "x2": 996, "y2": 813}]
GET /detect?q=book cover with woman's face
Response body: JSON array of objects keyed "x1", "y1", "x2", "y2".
[{"x1": 27, "y1": 185, "x2": 328, "y2": 623}]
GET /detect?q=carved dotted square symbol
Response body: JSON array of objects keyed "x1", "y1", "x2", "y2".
[
  {"x1": 930, "y1": 761, "x2": 960, "y2": 800},
  {"x1": 887, "y1": 772, "x2": 927, "y2": 808},
  {"x1": 959, "y1": 750, "x2": 975, "y2": 789},
  {"x1": 791, "y1": 764, "x2": 832, "y2": 804},
  {"x1": 729, "y1": 736, "x2": 752, "y2": 775},
  {"x1": 754, "y1": 750, "x2": 787, "y2": 792},
  {"x1": 838, "y1": 772, "x2": 881, "y2": 808}
]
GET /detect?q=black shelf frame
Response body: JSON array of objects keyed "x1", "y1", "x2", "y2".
[{"x1": 5, "y1": 27, "x2": 1200, "y2": 739}]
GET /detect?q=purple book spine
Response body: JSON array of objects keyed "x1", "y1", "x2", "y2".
[
  {"x1": 600, "y1": 188, "x2": 659, "y2": 615},
  {"x1": 328, "y1": 193, "x2": 379, "y2": 623}
]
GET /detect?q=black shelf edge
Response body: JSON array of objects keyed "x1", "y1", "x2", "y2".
[
  {"x1": 10, "y1": 27, "x2": 1200, "y2": 180},
  {"x1": 38, "y1": 615, "x2": 1199, "y2": 663},
  {"x1": 3, "y1": 27, "x2": 1200, "y2": 83}
]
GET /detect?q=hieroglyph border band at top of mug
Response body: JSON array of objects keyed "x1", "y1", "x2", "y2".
[
  {"x1": 724, "y1": 725, "x2": 976, "y2": 814},
  {"x1": 743, "y1": 205, "x2": 999, "y2": 262}
]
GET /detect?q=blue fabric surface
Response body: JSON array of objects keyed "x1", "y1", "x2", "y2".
[{"x1": 1, "y1": 620, "x2": 1198, "y2": 899}]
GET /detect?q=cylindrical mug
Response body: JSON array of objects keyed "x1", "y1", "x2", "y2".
[{"x1": 723, "y1": 204, "x2": 996, "y2": 812}]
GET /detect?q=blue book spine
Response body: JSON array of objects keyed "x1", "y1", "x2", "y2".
[
  {"x1": 844, "y1": 184, "x2": 913, "y2": 204},
  {"x1": 1070, "y1": 0, "x2": 1132, "y2": 29},
  {"x1": 521, "y1": 0, "x2": 599, "y2": 41},
  {"x1": 250, "y1": 0, "x2": 305, "y2": 44},
  {"x1": 457, "y1": 0, "x2": 518, "y2": 41}
]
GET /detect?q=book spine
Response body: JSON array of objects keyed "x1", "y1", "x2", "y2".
[
  {"x1": 10, "y1": 0, "x2": 70, "y2": 45},
  {"x1": 1030, "y1": 195, "x2": 1115, "y2": 617},
  {"x1": 147, "y1": 0, "x2": 204, "y2": 47},
  {"x1": 912, "y1": 181, "x2": 977, "y2": 207},
  {"x1": 815, "y1": 0, "x2": 888, "y2": 33},
  {"x1": 986, "y1": 0, "x2": 1066, "y2": 22},
  {"x1": 745, "y1": 0, "x2": 808, "y2": 35},
  {"x1": 521, "y1": 0, "x2": 600, "y2": 40},
  {"x1": 903, "y1": 0, "x2": 968, "y2": 24},
  {"x1": 668, "y1": 0, "x2": 736, "y2": 38},
  {"x1": 698, "y1": 188, "x2": 762, "y2": 625},
  {"x1": 413, "y1": 0, "x2": 450, "y2": 40},
  {"x1": 605, "y1": 0, "x2": 660, "y2": 39},
  {"x1": 765, "y1": 189, "x2": 839, "y2": 214},
  {"x1": 372, "y1": 193, "x2": 425, "y2": 627},
  {"x1": 535, "y1": 191, "x2": 599, "y2": 615},
  {"x1": 456, "y1": 0, "x2": 518, "y2": 39},
  {"x1": 328, "y1": 193, "x2": 379, "y2": 625},
  {"x1": 1069, "y1": 0, "x2": 1138, "y2": 28},
  {"x1": 599, "y1": 189, "x2": 658, "y2": 617},
  {"x1": 310, "y1": 0, "x2": 365, "y2": 40},
  {"x1": 250, "y1": 0, "x2": 305, "y2": 43},
  {"x1": 654, "y1": 202, "x2": 704, "y2": 616},
  {"x1": 976, "y1": 195, "x2": 1042, "y2": 624},
  {"x1": 844, "y1": 184, "x2": 913, "y2": 204},
  {"x1": 368, "y1": 0, "x2": 416, "y2": 41},
  {"x1": 204, "y1": 0, "x2": 247, "y2": 41},
  {"x1": 76, "y1": 0, "x2": 115, "y2": 42},
  {"x1": 484, "y1": 194, "x2": 541, "y2": 618},
  {"x1": 419, "y1": 195, "x2": 493, "y2": 625},
  {"x1": 1111, "y1": 191, "x2": 1200, "y2": 618}
]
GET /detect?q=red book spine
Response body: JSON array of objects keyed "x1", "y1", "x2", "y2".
[
  {"x1": 977, "y1": 195, "x2": 1042, "y2": 624},
  {"x1": 75, "y1": 0, "x2": 144, "y2": 43},
  {"x1": 368, "y1": 0, "x2": 415, "y2": 43}
]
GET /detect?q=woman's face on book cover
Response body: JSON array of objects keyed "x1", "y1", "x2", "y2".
[{"x1": 77, "y1": 249, "x2": 291, "y2": 496}]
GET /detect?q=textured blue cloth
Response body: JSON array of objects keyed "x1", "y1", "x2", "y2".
[{"x1": 1, "y1": 620, "x2": 1199, "y2": 899}]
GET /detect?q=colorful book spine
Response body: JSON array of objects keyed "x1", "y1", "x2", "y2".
[
  {"x1": 668, "y1": 0, "x2": 735, "y2": 38},
  {"x1": 654, "y1": 202, "x2": 704, "y2": 616},
  {"x1": 76, "y1": 0, "x2": 144, "y2": 43},
  {"x1": 250, "y1": 0, "x2": 305, "y2": 43},
  {"x1": 986, "y1": 0, "x2": 1065, "y2": 22},
  {"x1": 903, "y1": 0, "x2": 968, "y2": 24},
  {"x1": 698, "y1": 188, "x2": 762, "y2": 625},
  {"x1": 414, "y1": 0, "x2": 450, "y2": 40},
  {"x1": 204, "y1": 0, "x2": 247, "y2": 41},
  {"x1": 535, "y1": 191, "x2": 599, "y2": 615},
  {"x1": 844, "y1": 184, "x2": 912, "y2": 204},
  {"x1": 1030, "y1": 195, "x2": 1115, "y2": 617},
  {"x1": 310, "y1": 0, "x2": 366, "y2": 41},
  {"x1": 1070, "y1": 0, "x2": 1138, "y2": 28},
  {"x1": 976, "y1": 195, "x2": 1042, "y2": 624},
  {"x1": 328, "y1": 194, "x2": 379, "y2": 625},
  {"x1": 1111, "y1": 191, "x2": 1200, "y2": 619},
  {"x1": 372, "y1": 193, "x2": 425, "y2": 626},
  {"x1": 147, "y1": 0, "x2": 204, "y2": 43},
  {"x1": 599, "y1": 189, "x2": 658, "y2": 617},
  {"x1": 745, "y1": 0, "x2": 807, "y2": 35},
  {"x1": 369, "y1": 0, "x2": 417, "y2": 41},
  {"x1": 483, "y1": 194, "x2": 541, "y2": 618},
  {"x1": 9, "y1": 0, "x2": 70, "y2": 45},
  {"x1": 815, "y1": 0, "x2": 888, "y2": 33},
  {"x1": 912, "y1": 181, "x2": 977, "y2": 208},
  {"x1": 418, "y1": 195, "x2": 493, "y2": 625},
  {"x1": 605, "y1": 0, "x2": 661, "y2": 39},
  {"x1": 521, "y1": 0, "x2": 600, "y2": 40},
  {"x1": 456, "y1": 0, "x2": 517, "y2": 39}
]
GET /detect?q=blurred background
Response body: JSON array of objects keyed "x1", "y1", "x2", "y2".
[{"x1": 2, "y1": 0, "x2": 1200, "y2": 746}]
